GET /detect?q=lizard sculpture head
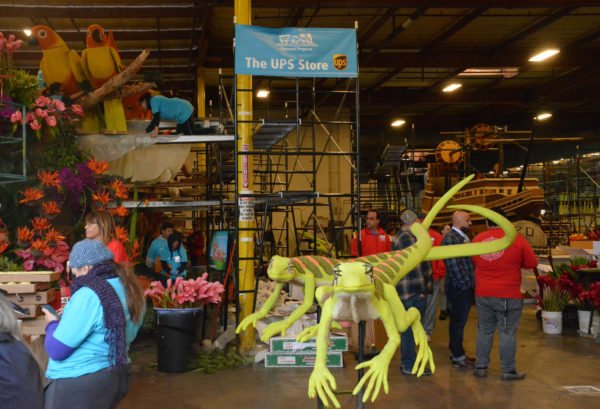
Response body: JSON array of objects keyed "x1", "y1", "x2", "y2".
[
  {"x1": 332, "y1": 262, "x2": 375, "y2": 296},
  {"x1": 267, "y1": 255, "x2": 294, "y2": 282}
]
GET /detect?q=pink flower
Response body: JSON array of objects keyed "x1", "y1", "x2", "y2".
[
  {"x1": 71, "y1": 104, "x2": 84, "y2": 116},
  {"x1": 29, "y1": 119, "x2": 41, "y2": 130},
  {"x1": 34, "y1": 96, "x2": 52, "y2": 107},
  {"x1": 51, "y1": 99, "x2": 66, "y2": 112},
  {"x1": 10, "y1": 110, "x2": 22, "y2": 124},
  {"x1": 45, "y1": 116, "x2": 57, "y2": 127},
  {"x1": 35, "y1": 108, "x2": 48, "y2": 118},
  {"x1": 26, "y1": 112, "x2": 36, "y2": 123}
]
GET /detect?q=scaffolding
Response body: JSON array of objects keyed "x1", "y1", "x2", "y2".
[{"x1": 229, "y1": 71, "x2": 361, "y2": 328}]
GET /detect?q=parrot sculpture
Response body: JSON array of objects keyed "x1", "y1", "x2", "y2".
[
  {"x1": 29, "y1": 25, "x2": 99, "y2": 133},
  {"x1": 82, "y1": 24, "x2": 128, "y2": 133}
]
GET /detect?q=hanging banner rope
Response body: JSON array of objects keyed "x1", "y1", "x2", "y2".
[{"x1": 235, "y1": 24, "x2": 357, "y2": 78}]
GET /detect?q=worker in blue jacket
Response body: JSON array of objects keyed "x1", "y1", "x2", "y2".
[{"x1": 138, "y1": 92, "x2": 197, "y2": 137}]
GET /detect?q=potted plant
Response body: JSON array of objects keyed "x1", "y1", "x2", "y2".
[
  {"x1": 535, "y1": 274, "x2": 573, "y2": 334},
  {"x1": 145, "y1": 274, "x2": 224, "y2": 373},
  {"x1": 578, "y1": 282, "x2": 600, "y2": 338}
]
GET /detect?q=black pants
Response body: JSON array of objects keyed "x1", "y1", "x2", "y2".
[
  {"x1": 176, "y1": 115, "x2": 197, "y2": 135},
  {"x1": 44, "y1": 365, "x2": 131, "y2": 409}
]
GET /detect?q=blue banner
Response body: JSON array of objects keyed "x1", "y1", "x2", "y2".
[{"x1": 235, "y1": 24, "x2": 357, "y2": 78}]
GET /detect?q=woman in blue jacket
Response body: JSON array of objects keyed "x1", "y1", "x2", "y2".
[{"x1": 42, "y1": 239, "x2": 145, "y2": 409}]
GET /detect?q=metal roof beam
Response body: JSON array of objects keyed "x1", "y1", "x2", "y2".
[{"x1": 420, "y1": 7, "x2": 487, "y2": 53}]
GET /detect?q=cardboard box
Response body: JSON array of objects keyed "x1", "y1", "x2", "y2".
[
  {"x1": 16, "y1": 304, "x2": 40, "y2": 319},
  {"x1": 269, "y1": 335, "x2": 348, "y2": 353},
  {"x1": 8, "y1": 289, "x2": 55, "y2": 305},
  {"x1": 265, "y1": 352, "x2": 343, "y2": 368},
  {"x1": 569, "y1": 241, "x2": 594, "y2": 249},
  {"x1": 21, "y1": 316, "x2": 47, "y2": 336},
  {"x1": 0, "y1": 271, "x2": 60, "y2": 283},
  {"x1": 0, "y1": 282, "x2": 50, "y2": 294}
]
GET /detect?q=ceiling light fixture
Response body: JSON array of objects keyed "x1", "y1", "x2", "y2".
[
  {"x1": 528, "y1": 49, "x2": 560, "y2": 62},
  {"x1": 256, "y1": 89, "x2": 269, "y2": 98},
  {"x1": 23, "y1": 29, "x2": 31, "y2": 36},
  {"x1": 534, "y1": 112, "x2": 552, "y2": 120},
  {"x1": 442, "y1": 83, "x2": 462, "y2": 92},
  {"x1": 391, "y1": 119, "x2": 406, "y2": 127}
]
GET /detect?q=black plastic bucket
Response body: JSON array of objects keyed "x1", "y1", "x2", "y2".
[{"x1": 155, "y1": 308, "x2": 203, "y2": 373}]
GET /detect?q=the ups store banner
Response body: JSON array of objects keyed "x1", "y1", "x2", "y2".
[{"x1": 235, "y1": 24, "x2": 357, "y2": 78}]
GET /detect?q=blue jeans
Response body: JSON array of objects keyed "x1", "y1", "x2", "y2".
[
  {"x1": 446, "y1": 282, "x2": 473, "y2": 360},
  {"x1": 475, "y1": 297, "x2": 523, "y2": 372},
  {"x1": 400, "y1": 294, "x2": 427, "y2": 371}
]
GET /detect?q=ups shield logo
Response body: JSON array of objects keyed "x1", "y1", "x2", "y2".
[{"x1": 333, "y1": 54, "x2": 347, "y2": 71}]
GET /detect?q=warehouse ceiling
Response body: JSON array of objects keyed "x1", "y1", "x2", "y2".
[{"x1": 2, "y1": 0, "x2": 600, "y2": 169}]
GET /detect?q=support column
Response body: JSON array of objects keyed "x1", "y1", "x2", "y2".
[{"x1": 235, "y1": 0, "x2": 256, "y2": 350}]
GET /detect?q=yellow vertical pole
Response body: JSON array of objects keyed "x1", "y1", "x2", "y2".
[
  {"x1": 196, "y1": 67, "x2": 206, "y2": 119},
  {"x1": 235, "y1": 0, "x2": 255, "y2": 350}
]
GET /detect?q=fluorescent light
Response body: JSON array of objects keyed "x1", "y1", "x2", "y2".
[
  {"x1": 442, "y1": 83, "x2": 462, "y2": 92},
  {"x1": 391, "y1": 119, "x2": 406, "y2": 127},
  {"x1": 256, "y1": 89, "x2": 269, "y2": 98},
  {"x1": 24, "y1": 29, "x2": 31, "y2": 36},
  {"x1": 528, "y1": 49, "x2": 560, "y2": 62},
  {"x1": 535, "y1": 112, "x2": 552, "y2": 120}
]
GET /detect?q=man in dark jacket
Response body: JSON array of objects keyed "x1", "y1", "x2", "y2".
[{"x1": 441, "y1": 210, "x2": 476, "y2": 369}]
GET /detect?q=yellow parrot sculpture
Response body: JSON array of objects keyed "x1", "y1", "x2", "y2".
[
  {"x1": 29, "y1": 25, "x2": 99, "y2": 133},
  {"x1": 82, "y1": 24, "x2": 128, "y2": 133}
]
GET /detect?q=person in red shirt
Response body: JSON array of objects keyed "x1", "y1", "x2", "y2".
[
  {"x1": 351, "y1": 209, "x2": 391, "y2": 256},
  {"x1": 423, "y1": 221, "x2": 447, "y2": 339},
  {"x1": 85, "y1": 211, "x2": 128, "y2": 264},
  {"x1": 471, "y1": 207, "x2": 537, "y2": 381}
]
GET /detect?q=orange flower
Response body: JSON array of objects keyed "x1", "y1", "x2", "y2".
[
  {"x1": 128, "y1": 239, "x2": 141, "y2": 263},
  {"x1": 45, "y1": 228, "x2": 65, "y2": 242},
  {"x1": 109, "y1": 205, "x2": 129, "y2": 217},
  {"x1": 92, "y1": 190, "x2": 112, "y2": 206},
  {"x1": 115, "y1": 226, "x2": 129, "y2": 244},
  {"x1": 31, "y1": 217, "x2": 51, "y2": 231},
  {"x1": 17, "y1": 226, "x2": 34, "y2": 242},
  {"x1": 0, "y1": 240, "x2": 8, "y2": 254},
  {"x1": 18, "y1": 187, "x2": 44, "y2": 204},
  {"x1": 110, "y1": 179, "x2": 128, "y2": 200},
  {"x1": 30, "y1": 238, "x2": 50, "y2": 252},
  {"x1": 37, "y1": 170, "x2": 61, "y2": 189},
  {"x1": 42, "y1": 200, "x2": 61, "y2": 215},
  {"x1": 86, "y1": 159, "x2": 109, "y2": 175}
]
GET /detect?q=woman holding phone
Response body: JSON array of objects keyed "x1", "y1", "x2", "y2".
[{"x1": 42, "y1": 239, "x2": 145, "y2": 409}]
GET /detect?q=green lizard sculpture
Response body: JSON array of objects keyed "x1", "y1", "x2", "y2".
[
  {"x1": 308, "y1": 260, "x2": 433, "y2": 408},
  {"x1": 236, "y1": 174, "x2": 517, "y2": 341}
]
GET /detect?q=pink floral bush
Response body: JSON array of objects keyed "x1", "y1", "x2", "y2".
[
  {"x1": 10, "y1": 95, "x2": 83, "y2": 130},
  {"x1": 145, "y1": 274, "x2": 224, "y2": 309}
]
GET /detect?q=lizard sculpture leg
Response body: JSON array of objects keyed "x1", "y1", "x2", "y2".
[
  {"x1": 308, "y1": 295, "x2": 341, "y2": 408},
  {"x1": 352, "y1": 295, "x2": 400, "y2": 404},
  {"x1": 236, "y1": 282, "x2": 284, "y2": 334}
]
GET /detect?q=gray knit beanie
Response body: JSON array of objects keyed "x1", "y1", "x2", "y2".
[
  {"x1": 401, "y1": 209, "x2": 418, "y2": 226},
  {"x1": 69, "y1": 239, "x2": 114, "y2": 269}
]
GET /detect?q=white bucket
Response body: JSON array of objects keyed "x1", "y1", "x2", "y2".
[
  {"x1": 542, "y1": 311, "x2": 563, "y2": 334},
  {"x1": 577, "y1": 310, "x2": 599, "y2": 337}
]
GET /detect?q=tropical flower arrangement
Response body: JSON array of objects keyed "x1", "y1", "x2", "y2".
[
  {"x1": 145, "y1": 274, "x2": 224, "y2": 309},
  {"x1": 10, "y1": 95, "x2": 84, "y2": 136},
  {"x1": 535, "y1": 274, "x2": 576, "y2": 312}
]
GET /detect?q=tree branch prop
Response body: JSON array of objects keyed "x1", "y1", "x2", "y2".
[{"x1": 74, "y1": 49, "x2": 151, "y2": 110}]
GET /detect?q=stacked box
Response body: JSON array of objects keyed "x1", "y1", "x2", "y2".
[
  {"x1": 265, "y1": 335, "x2": 347, "y2": 368},
  {"x1": 0, "y1": 271, "x2": 60, "y2": 335}
]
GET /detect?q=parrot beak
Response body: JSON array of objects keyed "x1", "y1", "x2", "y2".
[
  {"x1": 28, "y1": 35, "x2": 38, "y2": 46},
  {"x1": 92, "y1": 29, "x2": 103, "y2": 44}
]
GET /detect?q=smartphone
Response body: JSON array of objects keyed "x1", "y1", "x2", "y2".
[{"x1": 41, "y1": 304, "x2": 58, "y2": 316}]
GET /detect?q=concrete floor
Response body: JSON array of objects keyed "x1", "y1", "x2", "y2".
[{"x1": 118, "y1": 304, "x2": 600, "y2": 409}]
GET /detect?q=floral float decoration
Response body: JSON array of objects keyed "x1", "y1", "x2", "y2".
[{"x1": 145, "y1": 274, "x2": 224, "y2": 309}]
